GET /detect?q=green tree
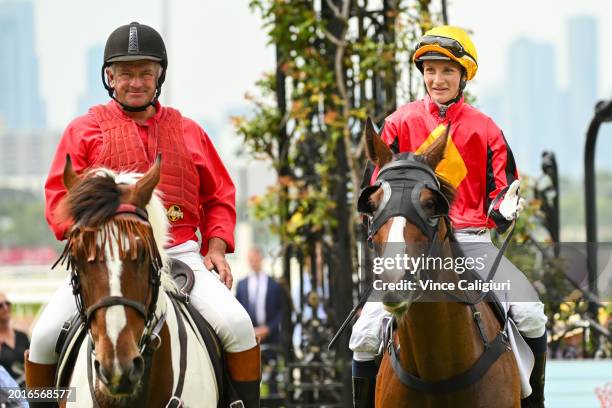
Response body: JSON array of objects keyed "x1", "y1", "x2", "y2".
[{"x1": 236, "y1": 1, "x2": 445, "y2": 403}]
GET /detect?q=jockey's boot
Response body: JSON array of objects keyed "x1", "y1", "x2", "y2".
[
  {"x1": 352, "y1": 360, "x2": 377, "y2": 408},
  {"x1": 226, "y1": 344, "x2": 261, "y2": 408},
  {"x1": 24, "y1": 350, "x2": 58, "y2": 408},
  {"x1": 352, "y1": 376, "x2": 375, "y2": 408},
  {"x1": 521, "y1": 334, "x2": 547, "y2": 408}
]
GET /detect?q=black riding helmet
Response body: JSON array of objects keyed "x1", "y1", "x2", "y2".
[{"x1": 101, "y1": 22, "x2": 168, "y2": 112}]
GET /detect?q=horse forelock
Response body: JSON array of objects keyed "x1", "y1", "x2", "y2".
[
  {"x1": 113, "y1": 172, "x2": 170, "y2": 269},
  {"x1": 64, "y1": 169, "x2": 122, "y2": 229},
  {"x1": 63, "y1": 168, "x2": 170, "y2": 270}
]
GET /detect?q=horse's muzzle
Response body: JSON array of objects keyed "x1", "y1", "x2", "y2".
[{"x1": 95, "y1": 355, "x2": 145, "y2": 395}]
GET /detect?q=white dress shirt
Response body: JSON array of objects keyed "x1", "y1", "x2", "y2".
[{"x1": 247, "y1": 271, "x2": 268, "y2": 326}]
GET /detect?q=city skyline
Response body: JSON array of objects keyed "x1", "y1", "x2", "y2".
[
  {"x1": 1, "y1": 0, "x2": 611, "y2": 179},
  {"x1": 0, "y1": 0, "x2": 45, "y2": 129},
  {"x1": 478, "y1": 15, "x2": 607, "y2": 177}
]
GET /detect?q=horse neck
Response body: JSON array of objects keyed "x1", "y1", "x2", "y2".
[{"x1": 397, "y1": 239, "x2": 483, "y2": 379}]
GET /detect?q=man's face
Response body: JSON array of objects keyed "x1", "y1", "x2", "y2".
[
  {"x1": 423, "y1": 59, "x2": 463, "y2": 105},
  {"x1": 248, "y1": 249, "x2": 263, "y2": 273},
  {"x1": 107, "y1": 60, "x2": 161, "y2": 107}
]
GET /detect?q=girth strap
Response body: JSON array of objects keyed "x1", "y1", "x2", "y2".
[{"x1": 388, "y1": 318, "x2": 510, "y2": 394}]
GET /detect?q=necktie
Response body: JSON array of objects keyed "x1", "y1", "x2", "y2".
[{"x1": 251, "y1": 277, "x2": 259, "y2": 324}]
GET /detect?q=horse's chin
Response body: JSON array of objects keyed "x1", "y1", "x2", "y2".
[{"x1": 96, "y1": 381, "x2": 142, "y2": 406}]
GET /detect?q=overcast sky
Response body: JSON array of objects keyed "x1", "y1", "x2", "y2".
[
  {"x1": 451, "y1": 0, "x2": 611, "y2": 98},
  {"x1": 34, "y1": 0, "x2": 274, "y2": 131},
  {"x1": 33, "y1": 0, "x2": 611, "y2": 131}
]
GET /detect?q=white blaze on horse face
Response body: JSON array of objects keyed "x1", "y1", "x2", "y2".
[
  {"x1": 382, "y1": 216, "x2": 407, "y2": 283},
  {"x1": 101, "y1": 225, "x2": 127, "y2": 374}
]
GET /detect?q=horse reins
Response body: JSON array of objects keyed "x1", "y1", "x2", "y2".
[
  {"x1": 342, "y1": 154, "x2": 517, "y2": 393},
  {"x1": 368, "y1": 163, "x2": 516, "y2": 394},
  {"x1": 54, "y1": 204, "x2": 163, "y2": 342},
  {"x1": 53, "y1": 202, "x2": 185, "y2": 406}
]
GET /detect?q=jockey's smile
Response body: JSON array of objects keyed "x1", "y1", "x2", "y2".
[
  {"x1": 423, "y1": 60, "x2": 463, "y2": 105},
  {"x1": 107, "y1": 60, "x2": 160, "y2": 110}
]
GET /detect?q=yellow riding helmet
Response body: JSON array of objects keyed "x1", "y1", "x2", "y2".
[{"x1": 413, "y1": 25, "x2": 478, "y2": 81}]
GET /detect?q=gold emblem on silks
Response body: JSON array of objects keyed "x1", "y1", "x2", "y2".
[{"x1": 167, "y1": 205, "x2": 184, "y2": 222}]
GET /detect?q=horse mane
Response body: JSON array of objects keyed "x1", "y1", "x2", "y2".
[{"x1": 57, "y1": 168, "x2": 170, "y2": 269}]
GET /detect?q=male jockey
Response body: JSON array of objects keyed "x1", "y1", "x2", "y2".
[
  {"x1": 350, "y1": 26, "x2": 547, "y2": 407},
  {"x1": 25, "y1": 22, "x2": 260, "y2": 407}
]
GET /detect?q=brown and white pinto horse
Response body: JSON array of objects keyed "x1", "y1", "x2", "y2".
[
  {"x1": 360, "y1": 121, "x2": 520, "y2": 407},
  {"x1": 54, "y1": 157, "x2": 218, "y2": 407}
]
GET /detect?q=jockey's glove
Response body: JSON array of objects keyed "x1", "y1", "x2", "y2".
[{"x1": 499, "y1": 180, "x2": 526, "y2": 221}]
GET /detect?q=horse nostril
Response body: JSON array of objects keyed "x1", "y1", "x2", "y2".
[
  {"x1": 94, "y1": 359, "x2": 111, "y2": 386},
  {"x1": 129, "y1": 355, "x2": 145, "y2": 382}
]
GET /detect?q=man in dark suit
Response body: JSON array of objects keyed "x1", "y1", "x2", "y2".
[{"x1": 236, "y1": 247, "x2": 284, "y2": 345}]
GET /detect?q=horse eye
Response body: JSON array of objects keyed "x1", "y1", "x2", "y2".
[
  {"x1": 366, "y1": 198, "x2": 379, "y2": 214},
  {"x1": 423, "y1": 199, "x2": 436, "y2": 212}
]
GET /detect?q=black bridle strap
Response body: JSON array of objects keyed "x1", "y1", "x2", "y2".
[
  {"x1": 86, "y1": 296, "x2": 148, "y2": 325},
  {"x1": 329, "y1": 215, "x2": 444, "y2": 350},
  {"x1": 87, "y1": 337, "x2": 101, "y2": 408},
  {"x1": 388, "y1": 316, "x2": 510, "y2": 394}
]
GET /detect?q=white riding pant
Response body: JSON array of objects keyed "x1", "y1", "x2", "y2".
[
  {"x1": 29, "y1": 240, "x2": 256, "y2": 364},
  {"x1": 349, "y1": 230, "x2": 547, "y2": 361}
]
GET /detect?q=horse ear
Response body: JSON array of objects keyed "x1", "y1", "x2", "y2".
[
  {"x1": 364, "y1": 117, "x2": 392, "y2": 168},
  {"x1": 132, "y1": 154, "x2": 161, "y2": 207},
  {"x1": 63, "y1": 155, "x2": 81, "y2": 191},
  {"x1": 422, "y1": 122, "x2": 451, "y2": 170}
]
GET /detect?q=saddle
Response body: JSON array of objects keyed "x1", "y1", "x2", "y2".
[{"x1": 54, "y1": 259, "x2": 227, "y2": 405}]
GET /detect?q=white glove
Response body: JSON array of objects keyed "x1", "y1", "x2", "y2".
[{"x1": 498, "y1": 180, "x2": 526, "y2": 221}]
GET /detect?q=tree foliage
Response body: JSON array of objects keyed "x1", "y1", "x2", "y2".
[{"x1": 234, "y1": 0, "x2": 444, "y2": 269}]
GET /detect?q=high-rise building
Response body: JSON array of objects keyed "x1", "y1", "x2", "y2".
[
  {"x1": 0, "y1": 0, "x2": 46, "y2": 130},
  {"x1": 77, "y1": 45, "x2": 108, "y2": 115},
  {"x1": 567, "y1": 16, "x2": 598, "y2": 175},
  {"x1": 0, "y1": 129, "x2": 59, "y2": 176},
  {"x1": 505, "y1": 38, "x2": 560, "y2": 176}
]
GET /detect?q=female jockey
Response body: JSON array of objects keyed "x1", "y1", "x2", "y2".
[{"x1": 349, "y1": 25, "x2": 547, "y2": 408}]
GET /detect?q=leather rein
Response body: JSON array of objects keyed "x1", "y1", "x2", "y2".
[
  {"x1": 52, "y1": 203, "x2": 188, "y2": 407},
  {"x1": 362, "y1": 159, "x2": 515, "y2": 394}
]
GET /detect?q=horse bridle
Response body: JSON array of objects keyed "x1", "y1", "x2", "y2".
[
  {"x1": 358, "y1": 154, "x2": 513, "y2": 304},
  {"x1": 54, "y1": 203, "x2": 164, "y2": 353},
  {"x1": 358, "y1": 154, "x2": 451, "y2": 245},
  {"x1": 358, "y1": 156, "x2": 518, "y2": 394}
]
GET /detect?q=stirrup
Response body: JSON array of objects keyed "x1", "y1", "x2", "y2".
[
  {"x1": 165, "y1": 395, "x2": 183, "y2": 408},
  {"x1": 229, "y1": 400, "x2": 245, "y2": 408}
]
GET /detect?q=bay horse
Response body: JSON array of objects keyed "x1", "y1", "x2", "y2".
[
  {"x1": 359, "y1": 120, "x2": 521, "y2": 407},
  {"x1": 53, "y1": 156, "x2": 218, "y2": 407}
]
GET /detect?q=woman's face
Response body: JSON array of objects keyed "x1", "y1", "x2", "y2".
[
  {"x1": 423, "y1": 59, "x2": 463, "y2": 105},
  {"x1": 0, "y1": 293, "x2": 10, "y2": 322}
]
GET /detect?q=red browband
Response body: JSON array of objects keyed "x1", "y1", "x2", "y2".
[{"x1": 115, "y1": 203, "x2": 149, "y2": 221}]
